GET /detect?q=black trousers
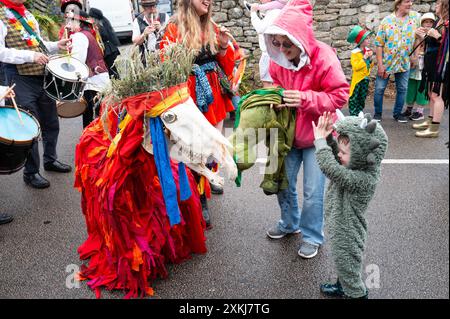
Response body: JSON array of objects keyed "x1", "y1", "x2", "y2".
[
  {"x1": 104, "y1": 52, "x2": 119, "y2": 79},
  {"x1": 5, "y1": 74, "x2": 60, "y2": 175},
  {"x1": 82, "y1": 90, "x2": 100, "y2": 128}
]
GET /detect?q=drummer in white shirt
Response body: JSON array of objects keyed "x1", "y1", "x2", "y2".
[
  {"x1": 0, "y1": 0, "x2": 72, "y2": 189},
  {"x1": 66, "y1": 10, "x2": 110, "y2": 128}
]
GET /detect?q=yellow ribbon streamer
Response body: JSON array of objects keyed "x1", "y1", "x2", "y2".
[
  {"x1": 106, "y1": 113, "x2": 133, "y2": 158},
  {"x1": 145, "y1": 87, "x2": 190, "y2": 118}
]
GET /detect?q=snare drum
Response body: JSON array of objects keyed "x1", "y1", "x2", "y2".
[
  {"x1": 44, "y1": 55, "x2": 89, "y2": 102},
  {"x1": 0, "y1": 106, "x2": 41, "y2": 175},
  {"x1": 57, "y1": 97, "x2": 87, "y2": 118}
]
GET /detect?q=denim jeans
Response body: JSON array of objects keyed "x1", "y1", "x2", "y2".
[
  {"x1": 276, "y1": 146, "x2": 326, "y2": 246},
  {"x1": 374, "y1": 71, "x2": 410, "y2": 117}
]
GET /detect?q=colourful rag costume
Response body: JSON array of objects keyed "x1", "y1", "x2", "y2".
[
  {"x1": 231, "y1": 87, "x2": 296, "y2": 195},
  {"x1": 314, "y1": 113, "x2": 388, "y2": 298},
  {"x1": 74, "y1": 85, "x2": 207, "y2": 298}
]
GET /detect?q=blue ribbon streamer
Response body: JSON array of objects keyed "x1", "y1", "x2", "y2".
[
  {"x1": 149, "y1": 117, "x2": 181, "y2": 226},
  {"x1": 192, "y1": 62, "x2": 215, "y2": 113},
  {"x1": 178, "y1": 162, "x2": 191, "y2": 201}
]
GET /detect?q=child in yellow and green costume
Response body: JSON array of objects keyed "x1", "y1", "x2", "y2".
[
  {"x1": 230, "y1": 87, "x2": 296, "y2": 195},
  {"x1": 347, "y1": 26, "x2": 374, "y2": 116}
]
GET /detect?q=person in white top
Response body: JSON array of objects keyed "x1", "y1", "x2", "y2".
[
  {"x1": 0, "y1": 0, "x2": 72, "y2": 189},
  {"x1": 132, "y1": 0, "x2": 169, "y2": 59},
  {"x1": 67, "y1": 10, "x2": 110, "y2": 128},
  {"x1": 249, "y1": 0, "x2": 282, "y2": 87}
]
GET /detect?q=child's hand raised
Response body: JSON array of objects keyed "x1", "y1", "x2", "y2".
[{"x1": 312, "y1": 111, "x2": 334, "y2": 140}]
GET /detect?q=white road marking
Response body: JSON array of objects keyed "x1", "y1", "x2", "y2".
[
  {"x1": 382, "y1": 159, "x2": 449, "y2": 164},
  {"x1": 256, "y1": 158, "x2": 449, "y2": 165}
]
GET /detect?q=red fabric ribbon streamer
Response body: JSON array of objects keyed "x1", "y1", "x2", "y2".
[
  {"x1": 0, "y1": 0, "x2": 27, "y2": 16},
  {"x1": 122, "y1": 83, "x2": 189, "y2": 120}
]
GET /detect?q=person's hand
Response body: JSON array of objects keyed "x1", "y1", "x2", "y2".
[
  {"x1": 3, "y1": 87, "x2": 15, "y2": 99},
  {"x1": 281, "y1": 90, "x2": 302, "y2": 108},
  {"x1": 251, "y1": 4, "x2": 259, "y2": 12},
  {"x1": 153, "y1": 20, "x2": 161, "y2": 31},
  {"x1": 57, "y1": 38, "x2": 72, "y2": 51},
  {"x1": 415, "y1": 27, "x2": 427, "y2": 39},
  {"x1": 6, "y1": 89, "x2": 15, "y2": 99},
  {"x1": 33, "y1": 52, "x2": 49, "y2": 65},
  {"x1": 312, "y1": 111, "x2": 334, "y2": 140},
  {"x1": 364, "y1": 50, "x2": 373, "y2": 59},
  {"x1": 218, "y1": 26, "x2": 231, "y2": 48},
  {"x1": 144, "y1": 25, "x2": 156, "y2": 36},
  {"x1": 377, "y1": 64, "x2": 387, "y2": 77},
  {"x1": 427, "y1": 28, "x2": 442, "y2": 40}
]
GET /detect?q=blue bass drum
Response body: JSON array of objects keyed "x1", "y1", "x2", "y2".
[{"x1": 0, "y1": 106, "x2": 41, "y2": 174}]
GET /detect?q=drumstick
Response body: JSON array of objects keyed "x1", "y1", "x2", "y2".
[
  {"x1": 10, "y1": 95, "x2": 24, "y2": 126},
  {"x1": 0, "y1": 83, "x2": 16, "y2": 102},
  {"x1": 63, "y1": 25, "x2": 72, "y2": 65}
]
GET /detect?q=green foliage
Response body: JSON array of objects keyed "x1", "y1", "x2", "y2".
[
  {"x1": 32, "y1": 10, "x2": 62, "y2": 41},
  {"x1": 238, "y1": 53, "x2": 260, "y2": 97},
  {"x1": 103, "y1": 42, "x2": 196, "y2": 102}
]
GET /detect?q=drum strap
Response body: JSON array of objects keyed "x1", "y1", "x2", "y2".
[{"x1": 9, "y1": 9, "x2": 49, "y2": 55}]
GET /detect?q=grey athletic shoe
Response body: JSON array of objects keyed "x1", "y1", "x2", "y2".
[
  {"x1": 298, "y1": 242, "x2": 319, "y2": 259},
  {"x1": 266, "y1": 225, "x2": 301, "y2": 239}
]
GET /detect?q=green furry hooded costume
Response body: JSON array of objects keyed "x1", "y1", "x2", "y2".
[{"x1": 314, "y1": 111, "x2": 388, "y2": 298}]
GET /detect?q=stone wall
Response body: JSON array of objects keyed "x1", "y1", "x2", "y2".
[
  {"x1": 207, "y1": 0, "x2": 436, "y2": 81},
  {"x1": 27, "y1": 0, "x2": 61, "y2": 15}
]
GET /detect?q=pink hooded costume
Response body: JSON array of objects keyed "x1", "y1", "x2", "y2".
[{"x1": 264, "y1": 0, "x2": 349, "y2": 149}]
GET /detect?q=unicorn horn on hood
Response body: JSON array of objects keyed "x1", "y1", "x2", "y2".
[{"x1": 335, "y1": 109, "x2": 346, "y2": 122}]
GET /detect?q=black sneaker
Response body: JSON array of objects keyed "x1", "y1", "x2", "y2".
[
  {"x1": 0, "y1": 213, "x2": 13, "y2": 225},
  {"x1": 410, "y1": 112, "x2": 424, "y2": 121},
  {"x1": 373, "y1": 113, "x2": 382, "y2": 122},
  {"x1": 394, "y1": 114, "x2": 408, "y2": 123},
  {"x1": 401, "y1": 108, "x2": 413, "y2": 117}
]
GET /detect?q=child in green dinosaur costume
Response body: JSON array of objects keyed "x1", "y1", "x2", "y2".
[
  {"x1": 312, "y1": 110, "x2": 388, "y2": 299},
  {"x1": 230, "y1": 87, "x2": 296, "y2": 195}
]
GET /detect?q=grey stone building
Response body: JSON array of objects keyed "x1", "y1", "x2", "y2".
[{"x1": 207, "y1": 0, "x2": 436, "y2": 81}]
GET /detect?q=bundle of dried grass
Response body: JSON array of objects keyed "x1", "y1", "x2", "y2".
[{"x1": 101, "y1": 42, "x2": 196, "y2": 104}]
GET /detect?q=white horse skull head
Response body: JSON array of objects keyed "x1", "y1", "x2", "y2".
[{"x1": 142, "y1": 97, "x2": 237, "y2": 188}]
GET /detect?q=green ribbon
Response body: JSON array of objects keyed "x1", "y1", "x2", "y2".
[{"x1": 9, "y1": 8, "x2": 49, "y2": 54}]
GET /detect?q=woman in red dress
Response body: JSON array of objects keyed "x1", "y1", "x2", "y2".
[{"x1": 161, "y1": 0, "x2": 236, "y2": 227}]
